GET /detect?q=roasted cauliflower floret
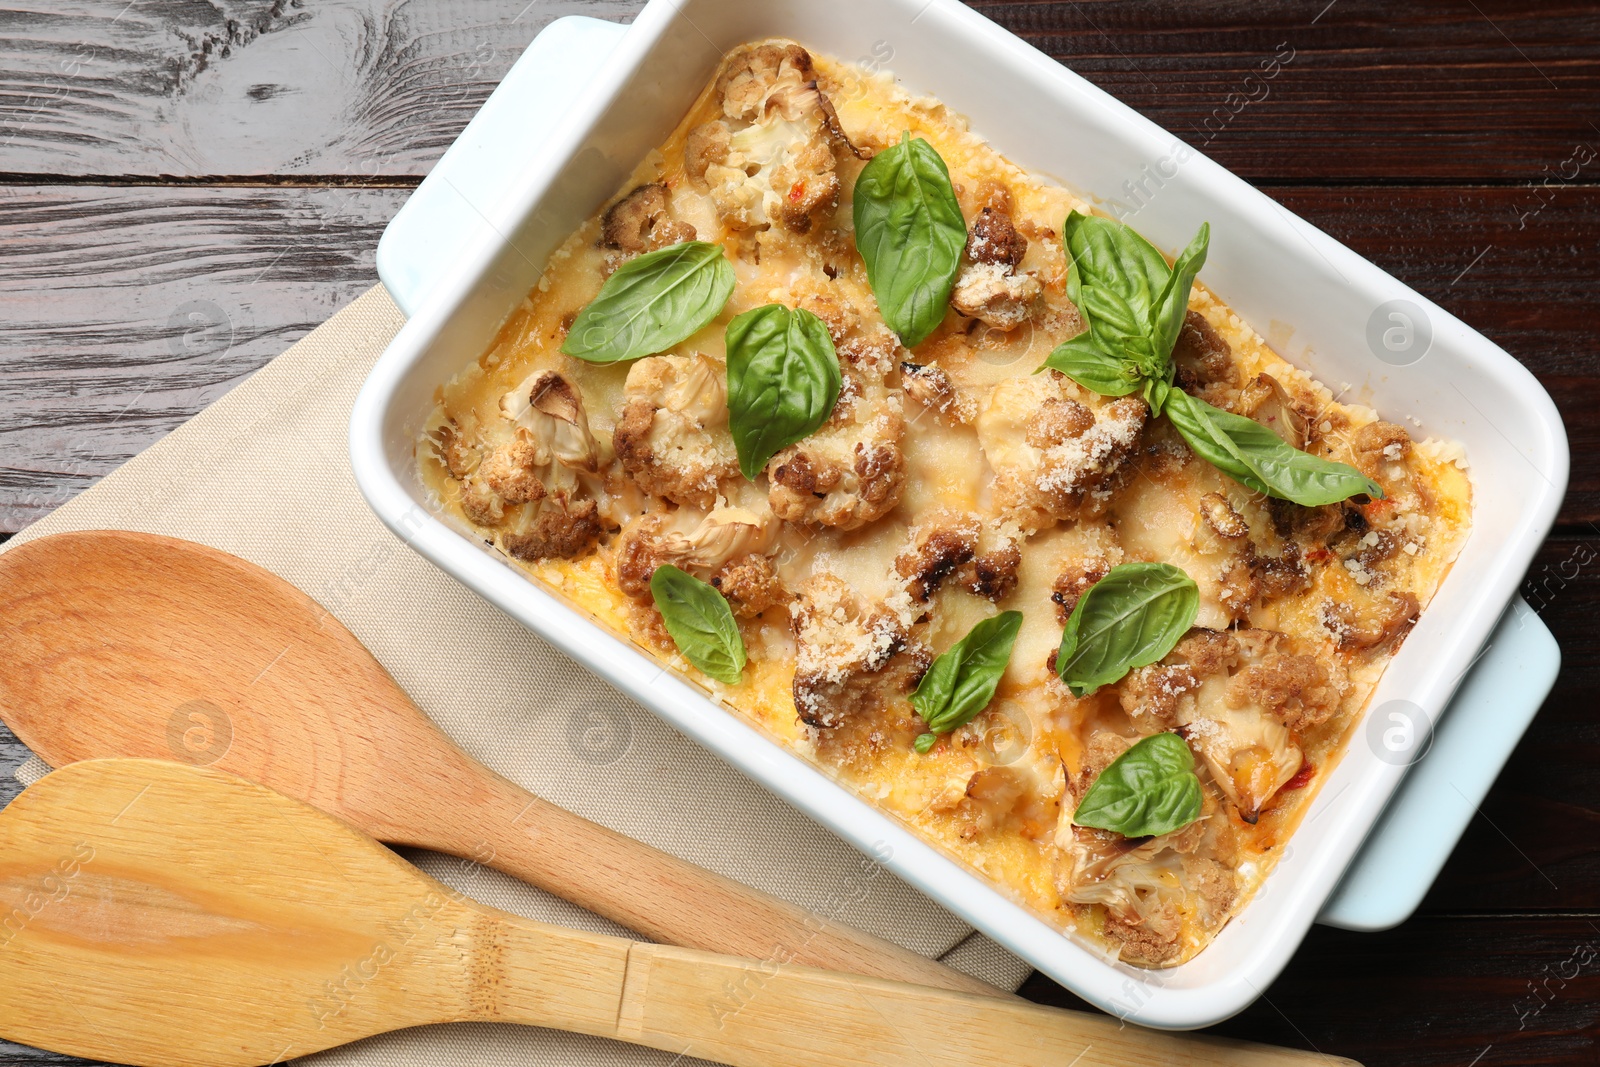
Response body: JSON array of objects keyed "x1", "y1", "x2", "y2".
[
  {"x1": 1172, "y1": 310, "x2": 1238, "y2": 407},
  {"x1": 767, "y1": 371, "x2": 906, "y2": 531},
  {"x1": 1189, "y1": 490, "x2": 1312, "y2": 626},
  {"x1": 950, "y1": 200, "x2": 1040, "y2": 331},
  {"x1": 500, "y1": 493, "x2": 602, "y2": 562},
  {"x1": 600, "y1": 182, "x2": 696, "y2": 256},
  {"x1": 790, "y1": 574, "x2": 929, "y2": 729},
  {"x1": 1118, "y1": 628, "x2": 1240, "y2": 733},
  {"x1": 697, "y1": 43, "x2": 848, "y2": 235},
  {"x1": 614, "y1": 503, "x2": 781, "y2": 598},
  {"x1": 900, "y1": 361, "x2": 975, "y2": 424},
  {"x1": 1321, "y1": 591, "x2": 1420, "y2": 652},
  {"x1": 712, "y1": 551, "x2": 790, "y2": 619},
  {"x1": 889, "y1": 510, "x2": 1023, "y2": 605},
  {"x1": 613, "y1": 354, "x2": 739, "y2": 508},
  {"x1": 1172, "y1": 629, "x2": 1344, "y2": 822},
  {"x1": 451, "y1": 371, "x2": 606, "y2": 562},
  {"x1": 1227, "y1": 648, "x2": 1341, "y2": 734},
  {"x1": 975, "y1": 372, "x2": 1147, "y2": 531},
  {"x1": 946, "y1": 759, "x2": 1065, "y2": 842},
  {"x1": 1056, "y1": 768, "x2": 1238, "y2": 967},
  {"x1": 1350, "y1": 420, "x2": 1412, "y2": 480},
  {"x1": 894, "y1": 514, "x2": 978, "y2": 601}
]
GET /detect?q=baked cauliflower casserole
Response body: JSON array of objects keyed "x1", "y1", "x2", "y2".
[{"x1": 420, "y1": 40, "x2": 1471, "y2": 967}]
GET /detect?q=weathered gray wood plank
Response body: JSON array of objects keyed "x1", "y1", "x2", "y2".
[
  {"x1": 0, "y1": 185, "x2": 408, "y2": 532},
  {"x1": 0, "y1": 0, "x2": 642, "y2": 178}
]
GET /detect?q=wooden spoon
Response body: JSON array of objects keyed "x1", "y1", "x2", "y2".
[
  {"x1": 0, "y1": 758, "x2": 1356, "y2": 1067},
  {"x1": 0, "y1": 529, "x2": 993, "y2": 996}
]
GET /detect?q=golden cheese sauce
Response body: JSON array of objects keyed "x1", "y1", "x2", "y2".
[{"x1": 419, "y1": 41, "x2": 1471, "y2": 966}]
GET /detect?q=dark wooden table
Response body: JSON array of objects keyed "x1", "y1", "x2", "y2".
[{"x1": 2, "y1": 1, "x2": 1597, "y2": 1063}]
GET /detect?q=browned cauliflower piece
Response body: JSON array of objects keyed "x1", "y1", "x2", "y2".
[
  {"x1": 501, "y1": 493, "x2": 602, "y2": 562},
  {"x1": 1350, "y1": 420, "x2": 1412, "y2": 480},
  {"x1": 1238, "y1": 371, "x2": 1310, "y2": 449},
  {"x1": 975, "y1": 372, "x2": 1147, "y2": 531},
  {"x1": 1055, "y1": 767, "x2": 1239, "y2": 967},
  {"x1": 1173, "y1": 629, "x2": 1345, "y2": 822},
  {"x1": 600, "y1": 182, "x2": 696, "y2": 256},
  {"x1": 613, "y1": 503, "x2": 781, "y2": 599},
  {"x1": 1118, "y1": 628, "x2": 1241, "y2": 733},
  {"x1": 790, "y1": 574, "x2": 928, "y2": 729},
  {"x1": 946, "y1": 759, "x2": 1065, "y2": 842},
  {"x1": 950, "y1": 187, "x2": 1040, "y2": 331},
  {"x1": 1321, "y1": 590, "x2": 1420, "y2": 652},
  {"x1": 696, "y1": 43, "x2": 851, "y2": 235},
  {"x1": 711, "y1": 552, "x2": 790, "y2": 619},
  {"x1": 891, "y1": 511, "x2": 1023, "y2": 605},
  {"x1": 1051, "y1": 556, "x2": 1112, "y2": 623},
  {"x1": 894, "y1": 513, "x2": 979, "y2": 602},
  {"x1": 1190, "y1": 490, "x2": 1312, "y2": 625},
  {"x1": 1226, "y1": 647, "x2": 1341, "y2": 734},
  {"x1": 899, "y1": 361, "x2": 975, "y2": 425},
  {"x1": 767, "y1": 370, "x2": 906, "y2": 531},
  {"x1": 613, "y1": 354, "x2": 739, "y2": 508},
  {"x1": 1172, "y1": 310, "x2": 1238, "y2": 407},
  {"x1": 450, "y1": 371, "x2": 608, "y2": 562}
]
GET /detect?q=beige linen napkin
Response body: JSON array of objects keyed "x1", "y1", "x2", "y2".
[{"x1": 5, "y1": 284, "x2": 1030, "y2": 1066}]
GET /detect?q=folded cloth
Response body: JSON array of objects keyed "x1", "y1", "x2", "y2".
[{"x1": 3, "y1": 284, "x2": 1030, "y2": 1066}]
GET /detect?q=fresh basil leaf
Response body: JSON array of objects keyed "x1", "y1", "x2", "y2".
[
  {"x1": 1040, "y1": 333, "x2": 1143, "y2": 397},
  {"x1": 1163, "y1": 388, "x2": 1384, "y2": 506},
  {"x1": 853, "y1": 133, "x2": 968, "y2": 348},
  {"x1": 725, "y1": 304, "x2": 842, "y2": 480},
  {"x1": 1073, "y1": 732, "x2": 1203, "y2": 839},
  {"x1": 650, "y1": 564, "x2": 746, "y2": 685},
  {"x1": 1078, "y1": 284, "x2": 1159, "y2": 369},
  {"x1": 1056, "y1": 563, "x2": 1198, "y2": 697},
  {"x1": 562, "y1": 241, "x2": 735, "y2": 364},
  {"x1": 1149, "y1": 223, "x2": 1210, "y2": 359},
  {"x1": 1063, "y1": 210, "x2": 1172, "y2": 325},
  {"x1": 911, "y1": 611, "x2": 1024, "y2": 738},
  {"x1": 914, "y1": 732, "x2": 938, "y2": 754}
]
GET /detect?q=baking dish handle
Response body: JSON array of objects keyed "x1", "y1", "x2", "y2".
[
  {"x1": 1317, "y1": 596, "x2": 1560, "y2": 930},
  {"x1": 377, "y1": 16, "x2": 631, "y2": 316}
]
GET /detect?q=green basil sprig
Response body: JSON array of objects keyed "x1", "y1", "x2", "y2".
[
  {"x1": 1041, "y1": 212, "x2": 1381, "y2": 506},
  {"x1": 725, "y1": 304, "x2": 843, "y2": 480},
  {"x1": 1056, "y1": 562, "x2": 1198, "y2": 697},
  {"x1": 1163, "y1": 389, "x2": 1381, "y2": 507},
  {"x1": 562, "y1": 241, "x2": 735, "y2": 364},
  {"x1": 649, "y1": 564, "x2": 746, "y2": 685},
  {"x1": 1073, "y1": 732, "x2": 1203, "y2": 839},
  {"x1": 911, "y1": 611, "x2": 1023, "y2": 753},
  {"x1": 853, "y1": 132, "x2": 968, "y2": 349}
]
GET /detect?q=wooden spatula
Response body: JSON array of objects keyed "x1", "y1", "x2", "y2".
[
  {"x1": 0, "y1": 530, "x2": 997, "y2": 996},
  {"x1": 0, "y1": 759, "x2": 1355, "y2": 1067}
]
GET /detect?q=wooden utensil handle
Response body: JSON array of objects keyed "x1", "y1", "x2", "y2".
[
  {"x1": 426, "y1": 772, "x2": 1005, "y2": 999},
  {"x1": 478, "y1": 917, "x2": 1359, "y2": 1067}
]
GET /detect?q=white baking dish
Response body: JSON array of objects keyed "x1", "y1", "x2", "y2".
[{"x1": 350, "y1": 0, "x2": 1567, "y2": 1028}]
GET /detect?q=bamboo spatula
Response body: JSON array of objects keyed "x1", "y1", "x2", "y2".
[
  {"x1": 0, "y1": 759, "x2": 1356, "y2": 1067},
  {"x1": 0, "y1": 529, "x2": 992, "y2": 995}
]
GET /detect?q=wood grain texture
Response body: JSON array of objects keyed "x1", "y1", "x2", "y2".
[
  {"x1": 0, "y1": 530, "x2": 1002, "y2": 998},
  {"x1": 0, "y1": 185, "x2": 407, "y2": 532},
  {"x1": 2, "y1": 1, "x2": 1596, "y2": 182},
  {"x1": 0, "y1": 759, "x2": 1342, "y2": 1067},
  {"x1": 0, "y1": 0, "x2": 640, "y2": 178}
]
